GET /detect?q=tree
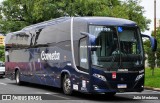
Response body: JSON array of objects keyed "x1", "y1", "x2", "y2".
[
  {"x1": 155, "y1": 27, "x2": 160, "y2": 67},
  {"x1": 144, "y1": 40, "x2": 156, "y2": 76},
  {"x1": 0, "y1": 46, "x2": 5, "y2": 62},
  {"x1": 0, "y1": 0, "x2": 62, "y2": 33},
  {"x1": 144, "y1": 27, "x2": 160, "y2": 76},
  {"x1": 121, "y1": 0, "x2": 151, "y2": 32},
  {"x1": 0, "y1": 0, "x2": 150, "y2": 34}
]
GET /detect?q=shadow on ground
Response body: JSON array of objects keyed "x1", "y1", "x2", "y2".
[{"x1": 6, "y1": 80, "x2": 140, "y2": 102}]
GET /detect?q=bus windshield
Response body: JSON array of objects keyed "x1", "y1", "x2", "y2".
[{"x1": 89, "y1": 25, "x2": 143, "y2": 71}]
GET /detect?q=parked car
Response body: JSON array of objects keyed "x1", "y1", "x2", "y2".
[{"x1": 0, "y1": 61, "x2": 5, "y2": 77}]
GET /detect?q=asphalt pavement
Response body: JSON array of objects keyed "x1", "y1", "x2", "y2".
[{"x1": 0, "y1": 77, "x2": 159, "y2": 103}]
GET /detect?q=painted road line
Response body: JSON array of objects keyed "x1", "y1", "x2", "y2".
[
  {"x1": 145, "y1": 90, "x2": 160, "y2": 93},
  {"x1": 44, "y1": 93, "x2": 70, "y2": 100},
  {"x1": 0, "y1": 82, "x2": 7, "y2": 85},
  {"x1": 4, "y1": 78, "x2": 11, "y2": 81},
  {"x1": 36, "y1": 92, "x2": 58, "y2": 94}
]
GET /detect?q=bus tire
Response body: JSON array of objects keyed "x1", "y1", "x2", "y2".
[
  {"x1": 15, "y1": 70, "x2": 22, "y2": 85},
  {"x1": 62, "y1": 74, "x2": 72, "y2": 95}
]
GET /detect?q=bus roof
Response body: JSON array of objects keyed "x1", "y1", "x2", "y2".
[
  {"x1": 22, "y1": 17, "x2": 137, "y2": 31},
  {"x1": 77, "y1": 17, "x2": 137, "y2": 26}
]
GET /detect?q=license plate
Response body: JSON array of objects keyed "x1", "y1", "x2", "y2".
[{"x1": 117, "y1": 84, "x2": 127, "y2": 88}]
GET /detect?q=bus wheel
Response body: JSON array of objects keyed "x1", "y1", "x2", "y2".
[
  {"x1": 15, "y1": 70, "x2": 22, "y2": 85},
  {"x1": 62, "y1": 74, "x2": 72, "y2": 95}
]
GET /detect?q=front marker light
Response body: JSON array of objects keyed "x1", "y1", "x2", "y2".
[
  {"x1": 93, "y1": 73, "x2": 106, "y2": 81},
  {"x1": 135, "y1": 74, "x2": 144, "y2": 81},
  {"x1": 93, "y1": 85, "x2": 99, "y2": 90}
]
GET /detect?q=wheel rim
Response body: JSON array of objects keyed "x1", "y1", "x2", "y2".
[
  {"x1": 64, "y1": 77, "x2": 71, "y2": 93},
  {"x1": 16, "y1": 72, "x2": 19, "y2": 84}
]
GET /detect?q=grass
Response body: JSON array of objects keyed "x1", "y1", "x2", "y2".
[{"x1": 145, "y1": 68, "x2": 160, "y2": 88}]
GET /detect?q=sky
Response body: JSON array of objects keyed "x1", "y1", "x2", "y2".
[
  {"x1": 140, "y1": 0, "x2": 160, "y2": 35},
  {"x1": 0, "y1": 0, "x2": 159, "y2": 35}
]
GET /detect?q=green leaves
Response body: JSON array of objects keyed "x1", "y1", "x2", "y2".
[
  {"x1": 144, "y1": 27, "x2": 160, "y2": 75},
  {"x1": 0, "y1": 0, "x2": 150, "y2": 34},
  {"x1": 154, "y1": 28, "x2": 160, "y2": 67},
  {"x1": 0, "y1": 46, "x2": 4, "y2": 62}
]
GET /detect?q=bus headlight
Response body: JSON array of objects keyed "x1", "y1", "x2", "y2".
[
  {"x1": 93, "y1": 73, "x2": 106, "y2": 81},
  {"x1": 135, "y1": 74, "x2": 144, "y2": 81}
]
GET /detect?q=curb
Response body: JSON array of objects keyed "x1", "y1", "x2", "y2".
[{"x1": 144, "y1": 86, "x2": 160, "y2": 91}]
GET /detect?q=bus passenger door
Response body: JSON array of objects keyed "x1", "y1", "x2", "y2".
[
  {"x1": 79, "y1": 37, "x2": 89, "y2": 73},
  {"x1": 78, "y1": 36, "x2": 91, "y2": 92},
  {"x1": 78, "y1": 32, "x2": 96, "y2": 92}
]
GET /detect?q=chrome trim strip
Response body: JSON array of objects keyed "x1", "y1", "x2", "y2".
[{"x1": 70, "y1": 17, "x2": 89, "y2": 74}]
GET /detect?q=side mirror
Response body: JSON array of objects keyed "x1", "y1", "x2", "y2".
[
  {"x1": 141, "y1": 34, "x2": 157, "y2": 52},
  {"x1": 80, "y1": 32, "x2": 96, "y2": 51}
]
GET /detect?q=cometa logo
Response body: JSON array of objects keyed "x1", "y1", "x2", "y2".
[{"x1": 41, "y1": 51, "x2": 60, "y2": 60}]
